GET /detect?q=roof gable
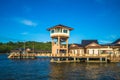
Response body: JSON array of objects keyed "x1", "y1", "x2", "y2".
[
  {"x1": 47, "y1": 24, "x2": 73, "y2": 31},
  {"x1": 69, "y1": 44, "x2": 83, "y2": 48},
  {"x1": 86, "y1": 42, "x2": 101, "y2": 48}
]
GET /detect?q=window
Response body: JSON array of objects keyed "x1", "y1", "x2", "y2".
[
  {"x1": 63, "y1": 30, "x2": 68, "y2": 33},
  {"x1": 56, "y1": 28, "x2": 62, "y2": 33},
  {"x1": 51, "y1": 30, "x2": 54, "y2": 33}
]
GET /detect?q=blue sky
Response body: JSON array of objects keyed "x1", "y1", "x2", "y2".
[{"x1": 0, "y1": 0, "x2": 120, "y2": 44}]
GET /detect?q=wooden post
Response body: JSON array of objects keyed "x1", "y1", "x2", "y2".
[
  {"x1": 51, "y1": 58, "x2": 54, "y2": 62},
  {"x1": 58, "y1": 58, "x2": 60, "y2": 61},
  {"x1": 58, "y1": 36, "x2": 60, "y2": 54},
  {"x1": 100, "y1": 57, "x2": 102, "y2": 62},
  {"x1": 74, "y1": 57, "x2": 76, "y2": 62},
  {"x1": 105, "y1": 57, "x2": 107, "y2": 62},
  {"x1": 66, "y1": 58, "x2": 68, "y2": 61},
  {"x1": 66, "y1": 38, "x2": 68, "y2": 55},
  {"x1": 87, "y1": 58, "x2": 89, "y2": 62},
  {"x1": 52, "y1": 38, "x2": 54, "y2": 55}
]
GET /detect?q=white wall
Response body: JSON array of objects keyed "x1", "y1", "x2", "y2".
[{"x1": 88, "y1": 49, "x2": 99, "y2": 55}]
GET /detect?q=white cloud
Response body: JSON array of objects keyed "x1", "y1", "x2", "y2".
[
  {"x1": 11, "y1": 17, "x2": 38, "y2": 27},
  {"x1": 20, "y1": 32, "x2": 28, "y2": 35},
  {"x1": 21, "y1": 19, "x2": 37, "y2": 27}
]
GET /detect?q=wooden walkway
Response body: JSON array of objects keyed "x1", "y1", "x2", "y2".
[
  {"x1": 36, "y1": 53, "x2": 120, "y2": 62},
  {"x1": 8, "y1": 53, "x2": 36, "y2": 59},
  {"x1": 8, "y1": 53, "x2": 120, "y2": 62}
]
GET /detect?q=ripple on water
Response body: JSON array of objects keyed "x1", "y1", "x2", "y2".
[{"x1": 0, "y1": 54, "x2": 120, "y2": 80}]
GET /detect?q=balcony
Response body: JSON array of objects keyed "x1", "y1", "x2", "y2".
[
  {"x1": 60, "y1": 45, "x2": 67, "y2": 49},
  {"x1": 50, "y1": 33, "x2": 69, "y2": 38}
]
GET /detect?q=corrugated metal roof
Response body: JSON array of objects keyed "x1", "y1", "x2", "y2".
[{"x1": 81, "y1": 40, "x2": 98, "y2": 46}]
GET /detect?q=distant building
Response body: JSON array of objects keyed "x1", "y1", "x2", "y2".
[{"x1": 69, "y1": 39, "x2": 120, "y2": 55}]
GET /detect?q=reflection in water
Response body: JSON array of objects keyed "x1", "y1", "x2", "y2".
[
  {"x1": 50, "y1": 63, "x2": 120, "y2": 80},
  {"x1": 0, "y1": 54, "x2": 120, "y2": 80}
]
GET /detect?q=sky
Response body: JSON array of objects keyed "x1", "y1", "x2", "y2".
[{"x1": 0, "y1": 0, "x2": 120, "y2": 44}]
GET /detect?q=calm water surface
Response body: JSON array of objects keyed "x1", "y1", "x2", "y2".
[{"x1": 0, "y1": 54, "x2": 120, "y2": 80}]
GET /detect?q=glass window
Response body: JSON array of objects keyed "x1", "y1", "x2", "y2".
[
  {"x1": 56, "y1": 28, "x2": 62, "y2": 33},
  {"x1": 63, "y1": 30, "x2": 67, "y2": 33},
  {"x1": 51, "y1": 30, "x2": 54, "y2": 33}
]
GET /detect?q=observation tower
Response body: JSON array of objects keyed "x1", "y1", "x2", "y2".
[{"x1": 47, "y1": 24, "x2": 73, "y2": 55}]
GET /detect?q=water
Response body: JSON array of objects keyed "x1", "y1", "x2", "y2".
[{"x1": 0, "y1": 54, "x2": 120, "y2": 80}]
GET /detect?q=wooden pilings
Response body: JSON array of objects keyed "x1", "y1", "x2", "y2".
[{"x1": 50, "y1": 57, "x2": 108, "y2": 63}]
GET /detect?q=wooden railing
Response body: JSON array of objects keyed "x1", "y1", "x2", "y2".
[{"x1": 36, "y1": 53, "x2": 110, "y2": 57}]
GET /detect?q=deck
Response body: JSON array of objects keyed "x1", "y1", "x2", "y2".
[
  {"x1": 8, "y1": 53, "x2": 36, "y2": 59},
  {"x1": 8, "y1": 53, "x2": 120, "y2": 62},
  {"x1": 36, "y1": 53, "x2": 120, "y2": 63}
]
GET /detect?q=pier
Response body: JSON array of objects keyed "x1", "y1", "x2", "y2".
[
  {"x1": 37, "y1": 53, "x2": 120, "y2": 63},
  {"x1": 8, "y1": 52, "x2": 120, "y2": 62},
  {"x1": 50, "y1": 53, "x2": 109, "y2": 63},
  {"x1": 8, "y1": 53, "x2": 36, "y2": 59}
]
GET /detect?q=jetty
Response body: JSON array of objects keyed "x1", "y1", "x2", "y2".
[
  {"x1": 8, "y1": 53, "x2": 36, "y2": 59},
  {"x1": 8, "y1": 52, "x2": 120, "y2": 62},
  {"x1": 37, "y1": 53, "x2": 120, "y2": 63}
]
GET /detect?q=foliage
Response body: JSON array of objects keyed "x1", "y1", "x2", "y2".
[{"x1": 0, "y1": 41, "x2": 51, "y2": 53}]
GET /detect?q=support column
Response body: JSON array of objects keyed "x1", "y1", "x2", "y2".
[
  {"x1": 66, "y1": 58, "x2": 68, "y2": 61},
  {"x1": 57, "y1": 58, "x2": 60, "y2": 62},
  {"x1": 87, "y1": 58, "x2": 89, "y2": 62},
  {"x1": 52, "y1": 38, "x2": 54, "y2": 55},
  {"x1": 76, "y1": 58, "x2": 80, "y2": 62},
  {"x1": 74, "y1": 57, "x2": 76, "y2": 62},
  {"x1": 66, "y1": 38, "x2": 68, "y2": 55},
  {"x1": 105, "y1": 57, "x2": 107, "y2": 62},
  {"x1": 100, "y1": 57, "x2": 102, "y2": 62},
  {"x1": 51, "y1": 58, "x2": 55, "y2": 62},
  {"x1": 58, "y1": 36, "x2": 60, "y2": 54}
]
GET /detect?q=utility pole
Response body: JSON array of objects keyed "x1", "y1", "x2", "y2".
[
  {"x1": 24, "y1": 40, "x2": 26, "y2": 54},
  {"x1": 33, "y1": 42, "x2": 35, "y2": 54}
]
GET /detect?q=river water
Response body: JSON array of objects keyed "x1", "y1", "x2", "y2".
[{"x1": 0, "y1": 54, "x2": 120, "y2": 80}]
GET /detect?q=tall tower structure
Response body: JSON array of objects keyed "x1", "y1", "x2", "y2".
[{"x1": 47, "y1": 24, "x2": 73, "y2": 55}]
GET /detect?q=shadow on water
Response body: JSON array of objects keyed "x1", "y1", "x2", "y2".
[{"x1": 0, "y1": 54, "x2": 120, "y2": 80}]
